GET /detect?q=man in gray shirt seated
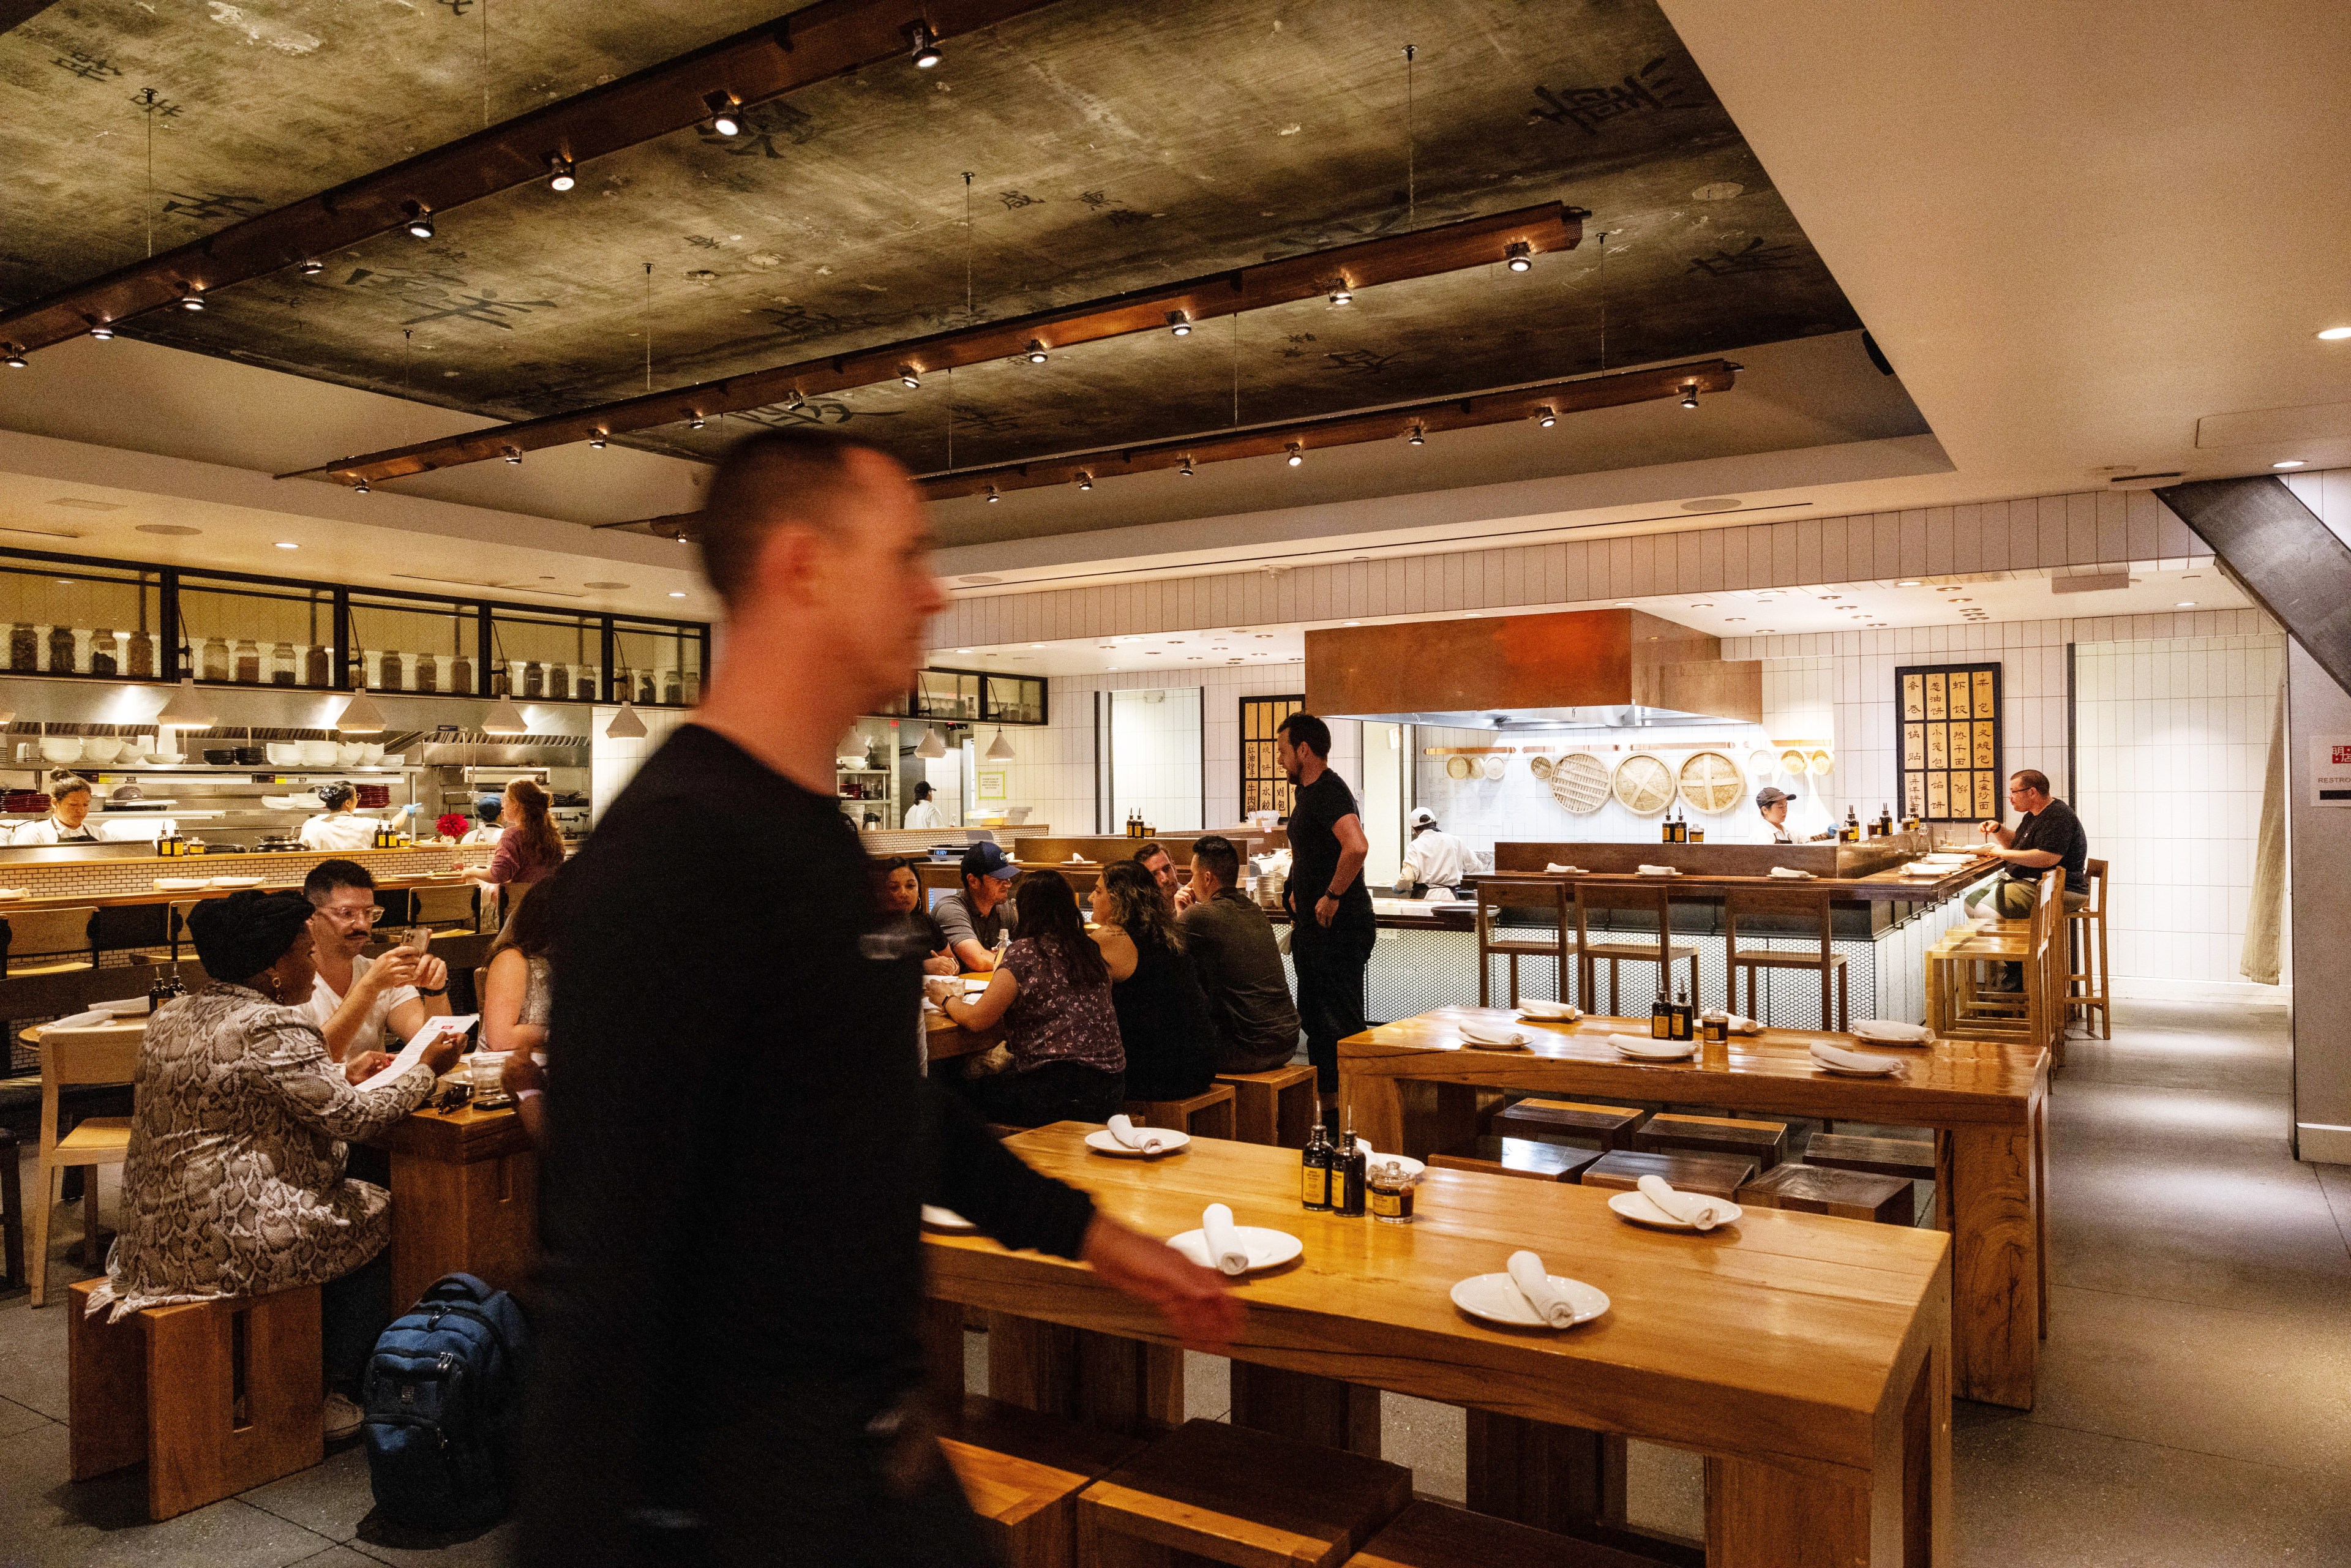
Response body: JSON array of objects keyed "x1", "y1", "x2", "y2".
[
  {"x1": 934, "y1": 840, "x2": 1019, "y2": 970},
  {"x1": 1177, "y1": 835, "x2": 1303, "y2": 1076}
]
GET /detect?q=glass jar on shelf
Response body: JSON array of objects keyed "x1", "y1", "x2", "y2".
[
  {"x1": 90, "y1": 629, "x2": 120, "y2": 677},
  {"x1": 522, "y1": 661, "x2": 544, "y2": 699},
  {"x1": 6, "y1": 624, "x2": 32, "y2": 671},
  {"x1": 270, "y1": 642, "x2": 297, "y2": 685},
  {"x1": 414, "y1": 652, "x2": 440, "y2": 694},
  {"x1": 126, "y1": 630, "x2": 155, "y2": 678},
  {"x1": 199, "y1": 639, "x2": 229, "y2": 682},
  {"x1": 47, "y1": 624, "x2": 77, "y2": 673}
]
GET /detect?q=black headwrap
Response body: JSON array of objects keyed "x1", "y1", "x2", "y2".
[
  {"x1": 316, "y1": 781, "x2": 356, "y2": 810},
  {"x1": 187, "y1": 890, "x2": 317, "y2": 986}
]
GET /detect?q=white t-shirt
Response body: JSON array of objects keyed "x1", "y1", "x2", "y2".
[
  {"x1": 309, "y1": 951, "x2": 421, "y2": 1056},
  {"x1": 300, "y1": 812, "x2": 380, "y2": 852},
  {"x1": 1398, "y1": 828, "x2": 1469, "y2": 889},
  {"x1": 903, "y1": 800, "x2": 947, "y2": 830},
  {"x1": 1752, "y1": 816, "x2": 1795, "y2": 844},
  {"x1": 460, "y1": 823, "x2": 506, "y2": 845},
  {"x1": 10, "y1": 814, "x2": 103, "y2": 845}
]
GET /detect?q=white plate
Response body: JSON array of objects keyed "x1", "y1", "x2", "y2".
[
  {"x1": 1459, "y1": 1027, "x2": 1531, "y2": 1050},
  {"x1": 209, "y1": 876, "x2": 263, "y2": 888},
  {"x1": 1608, "y1": 1190, "x2": 1743, "y2": 1231},
  {"x1": 920, "y1": 1206, "x2": 975, "y2": 1232},
  {"x1": 1850, "y1": 1022, "x2": 1933, "y2": 1045},
  {"x1": 1813, "y1": 1057, "x2": 1905, "y2": 1077},
  {"x1": 1450, "y1": 1271, "x2": 1611, "y2": 1329},
  {"x1": 1085, "y1": 1128, "x2": 1192, "y2": 1158},
  {"x1": 1517, "y1": 1001, "x2": 1581, "y2": 1021},
  {"x1": 1169, "y1": 1225, "x2": 1302, "y2": 1274},
  {"x1": 0, "y1": 888, "x2": 25, "y2": 901},
  {"x1": 153, "y1": 878, "x2": 208, "y2": 891},
  {"x1": 1611, "y1": 1038, "x2": 1696, "y2": 1061}
]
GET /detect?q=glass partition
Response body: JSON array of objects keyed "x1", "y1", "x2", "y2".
[
  {"x1": 610, "y1": 619, "x2": 703, "y2": 707},
  {"x1": 490, "y1": 609, "x2": 602, "y2": 702},
  {"x1": 347, "y1": 591, "x2": 476, "y2": 694},
  {"x1": 0, "y1": 560, "x2": 165, "y2": 678}
]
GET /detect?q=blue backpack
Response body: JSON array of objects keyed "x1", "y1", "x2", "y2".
[{"x1": 361, "y1": 1273, "x2": 530, "y2": 1531}]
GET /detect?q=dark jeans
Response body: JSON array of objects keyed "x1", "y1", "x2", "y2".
[
  {"x1": 952, "y1": 1060, "x2": 1125, "y2": 1129},
  {"x1": 321, "y1": 1245, "x2": 394, "y2": 1395},
  {"x1": 1291, "y1": 918, "x2": 1374, "y2": 1095}
]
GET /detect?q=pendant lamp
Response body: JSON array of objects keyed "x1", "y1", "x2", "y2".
[
  {"x1": 604, "y1": 703, "x2": 648, "y2": 740},
  {"x1": 984, "y1": 727, "x2": 1016, "y2": 762},
  {"x1": 154, "y1": 678, "x2": 216, "y2": 729},
  {"x1": 483, "y1": 695, "x2": 528, "y2": 735},
  {"x1": 914, "y1": 726, "x2": 947, "y2": 759},
  {"x1": 334, "y1": 690, "x2": 388, "y2": 732}
]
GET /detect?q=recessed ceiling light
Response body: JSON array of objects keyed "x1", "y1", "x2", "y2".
[
  {"x1": 669, "y1": 591, "x2": 686, "y2": 598},
  {"x1": 1613, "y1": 601, "x2": 1634, "y2": 607},
  {"x1": 136, "y1": 523, "x2": 200, "y2": 536},
  {"x1": 954, "y1": 648, "x2": 971, "y2": 654},
  {"x1": 1725, "y1": 617, "x2": 1744, "y2": 622},
  {"x1": 2317, "y1": 326, "x2": 2351, "y2": 340},
  {"x1": 1898, "y1": 580, "x2": 1920, "y2": 587},
  {"x1": 1462, "y1": 612, "x2": 1480, "y2": 618},
  {"x1": 2176, "y1": 600, "x2": 2196, "y2": 607},
  {"x1": 2273, "y1": 459, "x2": 2306, "y2": 469},
  {"x1": 1343, "y1": 620, "x2": 1359, "y2": 626},
  {"x1": 583, "y1": 580, "x2": 628, "y2": 589},
  {"x1": 1030, "y1": 643, "x2": 1045, "y2": 648},
  {"x1": 274, "y1": 541, "x2": 299, "y2": 550}
]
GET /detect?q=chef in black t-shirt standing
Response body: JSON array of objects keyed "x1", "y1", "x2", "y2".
[
  {"x1": 1277, "y1": 712, "x2": 1375, "y2": 1119},
  {"x1": 1968, "y1": 767, "x2": 2091, "y2": 984}
]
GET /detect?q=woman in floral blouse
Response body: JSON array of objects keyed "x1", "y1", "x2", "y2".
[{"x1": 86, "y1": 890, "x2": 465, "y2": 1438}]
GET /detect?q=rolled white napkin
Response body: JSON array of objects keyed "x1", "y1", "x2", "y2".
[
  {"x1": 1850, "y1": 1019, "x2": 1934, "y2": 1044},
  {"x1": 1637, "y1": 1173, "x2": 1730, "y2": 1231},
  {"x1": 1108, "y1": 1114, "x2": 1166, "y2": 1154},
  {"x1": 1726, "y1": 1015, "x2": 1762, "y2": 1035},
  {"x1": 1201, "y1": 1203, "x2": 1250, "y2": 1275},
  {"x1": 1607, "y1": 1032, "x2": 1690, "y2": 1058},
  {"x1": 1544, "y1": 862, "x2": 1588, "y2": 875},
  {"x1": 1902, "y1": 861, "x2": 1958, "y2": 876},
  {"x1": 1637, "y1": 864, "x2": 1679, "y2": 876},
  {"x1": 1458, "y1": 1021, "x2": 1529, "y2": 1047},
  {"x1": 1810, "y1": 1041, "x2": 1905, "y2": 1073},
  {"x1": 1505, "y1": 1250, "x2": 1578, "y2": 1327},
  {"x1": 1768, "y1": 866, "x2": 1815, "y2": 879}
]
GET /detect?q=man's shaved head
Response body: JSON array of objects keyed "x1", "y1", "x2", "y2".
[{"x1": 697, "y1": 427, "x2": 901, "y2": 605}]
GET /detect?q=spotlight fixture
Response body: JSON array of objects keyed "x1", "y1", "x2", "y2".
[
  {"x1": 1077, "y1": 472, "x2": 1092, "y2": 492},
  {"x1": 1504, "y1": 240, "x2": 1533, "y2": 272},
  {"x1": 403, "y1": 202, "x2": 435, "y2": 239},
  {"x1": 689, "y1": 414, "x2": 707, "y2": 430},
  {"x1": 86, "y1": 319, "x2": 113, "y2": 340},
  {"x1": 984, "y1": 485, "x2": 1001, "y2": 503},
  {"x1": 1535, "y1": 406, "x2": 1556, "y2": 428},
  {"x1": 590, "y1": 432, "x2": 608, "y2": 449},
  {"x1": 298, "y1": 258, "x2": 324, "y2": 277},
  {"x1": 898, "y1": 366, "x2": 922, "y2": 389},
  {"x1": 1680, "y1": 384, "x2": 1700, "y2": 410},
  {"x1": 1285, "y1": 443, "x2": 1304, "y2": 467},
  {"x1": 1179, "y1": 456, "x2": 1194, "y2": 478},
  {"x1": 353, "y1": 477, "x2": 370, "y2": 494},
  {"x1": 1166, "y1": 309, "x2": 1191, "y2": 337},
  {"x1": 1327, "y1": 280, "x2": 1354, "y2": 306},
  {"x1": 1, "y1": 345, "x2": 24, "y2": 370},
  {"x1": 2273, "y1": 459, "x2": 2306, "y2": 469},
  {"x1": 1024, "y1": 340, "x2": 1048, "y2": 364},
  {"x1": 1406, "y1": 425, "x2": 1425, "y2": 446},
  {"x1": 703, "y1": 91, "x2": 743, "y2": 137},
  {"x1": 503, "y1": 446, "x2": 523, "y2": 465},
  {"x1": 547, "y1": 153, "x2": 576, "y2": 192},
  {"x1": 179, "y1": 283, "x2": 205, "y2": 311},
  {"x1": 907, "y1": 20, "x2": 942, "y2": 68}
]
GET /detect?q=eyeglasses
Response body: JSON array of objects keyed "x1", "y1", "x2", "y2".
[{"x1": 323, "y1": 904, "x2": 387, "y2": 926}]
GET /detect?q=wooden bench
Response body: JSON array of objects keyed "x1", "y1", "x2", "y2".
[
  {"x1": 936, "y1": 1395, "x2": 1141, "y2": 1568},
  {"x1": 1428, "y1": 1137, "x2": 1602, "y2": 1184},
  {"x1": 1345, "y1": 1498, "x2": 1676, "y2": 1567},
  {"x1": 1078, "y1": 1417, "x2": 1411, "y2": 1567},
  {"x1": 1738, "y1": 1162, "x2": 1916, "y2": 1226},
  {"x1": 67, "y1": 1278, "x2": 323, "y2": 1520},
  {"x1": 1490, "y1": 1098, "x2": 1645, "y2": 1152},
  {"x1": 1123, "y1": 1084, "x2": 1235, "y2": 1141},
  {"x1": 1214, "y1": 1063, "x2": 1318, "y2": 1147},
  {"x1": 1802, "y1": 1131, "x2": 1937, "y2": 1182},
  {"x1": 1632, "y1": 1111, "x2": 1788, "y2": 1171},
  {"x1": 1579, "y1": 1149, "x2": 1758, "y2": 1202}
]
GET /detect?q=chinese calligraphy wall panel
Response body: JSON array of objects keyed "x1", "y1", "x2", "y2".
[{"x1": 1897, "y1": 661, "x2": 2003, "y2": 822}]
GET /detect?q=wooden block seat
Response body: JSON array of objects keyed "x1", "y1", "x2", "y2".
[
  {"x1": 1078, "y1": 1417, "x2": 1412, "y2": 1567},
  {"x1": 937, "y1": 1395, "x2": 1142, "y2": 1568},
  {"x1": 1490, "y1": 1098, "x2": 1645, "y2": 1152},
  {"x1": 67, "y1": 1277, "x2": 323, "y2": 1520},
  {"x1": 1633, "y1": 1111, "x2": 1788, "y2": 1171},
  {"x1": 1213, "y1": 1063, "x2": 1317, "y2": 1147},
  {"x1": 1802, "y1": 1131, "x2": 1937, "y2": 1181},
  {"x1": 1428, "y1": 1136, "x2": 1601, "y2": 1184},
  {"x1": 1123, "y1": 1084, "x2": 1235, "y2": 1141},
  {"x1": 1580, "y1": 1149, "x2": 1757, "y2": 1202},
  {"x1": 1738, "y1": 1162, "x2": 1916, "y2": 1226},
  {"x1": 1345, "y1": 1499, "x2": 1677, "y2": 1567}
]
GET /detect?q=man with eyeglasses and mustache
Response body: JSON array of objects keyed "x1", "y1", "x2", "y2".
[{"x1": 301, "y1": 858, "x2": 452, "y2": 1066}]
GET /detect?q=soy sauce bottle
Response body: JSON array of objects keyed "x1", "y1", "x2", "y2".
[
  {"x1": 1671, "y1": 985, "x2": 1695, "y2": 1041},
  {"x1": 1301, "y1": 1122, "x2": 1333, "y2": 1212},
  {"x1": 1651, "y1": 990, "x2": 1673, "y2": 1040},
  {"x1": 1335, "y1": 1109, "x2": 1368, "y2": 1218}
]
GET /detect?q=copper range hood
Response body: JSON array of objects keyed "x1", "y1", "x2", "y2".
[{"x1": 1304, "y1": 608, "x2": 1761, "y2": 730}]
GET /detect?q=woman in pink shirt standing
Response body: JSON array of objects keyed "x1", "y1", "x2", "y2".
[{"x1": 462, "y1": 777, "x2": 566, "y2": 923}]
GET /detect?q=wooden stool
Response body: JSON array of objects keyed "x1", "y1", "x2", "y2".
[
  {"x1": 67, "y1": 1277, "x2": 323, "y2": 1520},
  {"x1": 1723, "y1": 883, "x2": 1850, "y2": 1032},
  {"x1": 1802, "y1": 1131, "x2": 1937, "y2": 1182},
  {"x1": 1490, "y1": 1098, "x2": 1645, "y2": 1152},
  {"x1": 1580, "y1": 1149, "x2": 1757, "y2": 1201},
  {"x1": 2067, "y1": 857, "x2": 2112, "y2": 1040},
  {"x1": 1475, "y1": 877, "x2": 1576, "y2": 1009},
  {"x1": 1122, "y1": 1084, "x2": 1235, "y2": 1141},
  {"x1": 1345, "y1": 1498, "x2": 1670, "y2": 1567},
  {"x1": 937, "y1": 1395, "x2": 1141, "y2": 1568},
  {"x1": 1215, "y1": 1064, "x2": 1318, "y2": 1147},
  {"x1": 1428, "y1": 1138, "x2": 1601, "y2": 1184},
  {"x1": 1078, "y1": 1417, "x2": 1411, "y2": 1567},
  {"x1": 0, "y1": 1127, "x2": 21, "y2": 1292},
  {"x1": 1633, "y1": 1112, "x2": 1788, "y2": 1171},
  {"x1": 1738, "y1": 1163, "x2": 1916, "y2": 1226},
  {"x1": 1571, "y1": 882, "x2": 1698, "y2": 1018}
]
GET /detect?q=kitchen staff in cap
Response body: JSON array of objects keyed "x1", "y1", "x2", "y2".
[{"x1": 1393, "y1": 807, "x2": 1469, "y2": 896}]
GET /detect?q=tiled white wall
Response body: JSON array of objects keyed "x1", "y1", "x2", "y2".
[
  {"x1": 1106, "y1": 688, "x2": 1204, "y2": 831},
  {"x1": 590, "y1": 705, "x2": 692, "y2": 825},
  {"x1": 933, "y1": 489, "x2": 2210, "y2": 647},
  {"x1": 2075, "y1": 635, "x2": 2287, "y2": 991}
]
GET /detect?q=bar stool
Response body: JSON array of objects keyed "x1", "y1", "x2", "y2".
[
  {"x1": 1078, "y1": 1418, "x2": 1412, "y2": 1568},
  {"x1": 2066, "y1": 858, "x2": 2111, "y2": 1040},
  {"x1": 1929, "y1": 869, "x2": 2063, "y2": 1061},
  {"x1": 936, "y1": 1395, "x2": 1141, "y2": 1568},
  {"x1": 0, "y1": 906, "x2": 99, "y2": 978},
  {"x1": 1722, "y1": 883, "x2": 1848, "y2": 1032},
  {"x1": 30, "y1": 1018, "x2": 142, "y2": 1307},
  {"x1": 1738, "y1": 1163, "x2": 1916, "y2": 1225},
  {"x1": 1427, "y1": 1137, "x2": 1601, "y2": 1184},
  {"x1": 1634, "y1": 1111, "x2": 1789, "y2": 1171},
  {"x1": 1569, "y1": 881, "x2": 1698, "y2": 1018},
  {"x1": 1474, "y1": 877, "x2": 1575, "y2": 1008}
]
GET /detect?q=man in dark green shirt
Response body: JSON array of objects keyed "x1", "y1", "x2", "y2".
[{"x1": 1179, "y1": 835, "x2": 1303, "y2": 1075}]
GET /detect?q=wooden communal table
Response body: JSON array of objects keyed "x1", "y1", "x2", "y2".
[
  {"x1": 1478, "y1": 856, "x2": 1995, "y2": 905},
  {"x1": 0, "y1": 867, "x2": 478, "y2": 913},
  {"x1": 376, "y1": 1099, "x2": 537, "y2": 1310},
  {"x1": 926, "y1": 1126, "x2": 1951, "y2": 1567},
  {"x1": 1340, "y1": 1007, "x2": 2046, "y2": 1411}
]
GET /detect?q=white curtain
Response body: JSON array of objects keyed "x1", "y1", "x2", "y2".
[{"x1": 2241, "y1": 682, "x2": 2287, "y2": 985}]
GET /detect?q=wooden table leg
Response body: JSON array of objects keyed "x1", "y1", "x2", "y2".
[
  {"x1": 986, "y1": 1311, "x2": 1074, "y2": 1416},
  {"x1": 1706, "y1": 1459, "x2": 1870, "y2": 1567},
  {"x1": 984, "y1": 1313, "x2": 1180, "y2": 1436},
  {"x1": 1343, "y1": 1067, "x2": 1406, "y2": 1157},
  {"x1": 386, "y1": 1147, "x2": 539, "y2": 1312},
  {"x1": 1464, "y1": 1411, "x2": 1624, "y2": 1535},
  {"x1": 919, "y1": 1294, "x2": 966, "y2": 1412},
  {"x1": 1945, "y1": 1122, "x2": 2038, "y2": 1409},
  {"x1": 1229, "y1": 1362, "x2": 1381, "y2": 1457}
]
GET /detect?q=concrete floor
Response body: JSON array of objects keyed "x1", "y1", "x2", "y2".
[{"x1": 3, "y1": 1000, "x2": 2347, "y2": 1564}]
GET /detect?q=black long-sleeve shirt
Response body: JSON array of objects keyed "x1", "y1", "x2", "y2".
[{"x1": 519, "y1": 725, "x2": 1095, "y2": 1566}]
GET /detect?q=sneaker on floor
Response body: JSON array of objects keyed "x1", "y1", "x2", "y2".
[{"x1": 324, "y1": 1391, "x2": 366, "y2": 1444}]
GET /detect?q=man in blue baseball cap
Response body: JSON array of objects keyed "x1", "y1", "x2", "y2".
[
  {"x1": 936, "y1": 840, "x2": 1019, "y2": 970},
  {"x1": 461, "y1": 794, "x2": 505, "y2": 844}
]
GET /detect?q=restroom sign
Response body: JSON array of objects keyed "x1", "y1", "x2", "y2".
[{"x1": 2312, "y1": 737, "x2": 2351, "y2": 806}]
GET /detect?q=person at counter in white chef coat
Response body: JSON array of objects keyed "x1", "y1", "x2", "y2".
[
  {"x1": 459, "y1": 794, "x2": 505, "y2": 844},
  {"x1": 903, "y1": 779, "x2": 948, "y2": 831},
  {"x1": 10, "y1": 770, "x2": 105, "y2": 844},
  {"x1": 1752, "y1": 786, "x2": 1834, "y2": 844},
  {"x1": 298, "y1": 782, "x2": 383, "y2": 852},
  {"x1": 1393, "y1": 807, "x2": 1469, "y2": 897}
]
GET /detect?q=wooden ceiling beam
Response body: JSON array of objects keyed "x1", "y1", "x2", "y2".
[
  {"x1": 610, "y1": 358, "x2": 1735, "y2": 537},
  {"x1": 0, "y1": 0, "x2": 1065, "y2": 355},
  {"x1": 288, "y1": 201, "x2": 1583, "y2": 486}
]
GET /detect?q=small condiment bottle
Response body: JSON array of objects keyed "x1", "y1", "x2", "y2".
[
  {"x1": 1368, "y1": 1160, "x2": 1415, "y2": 1224},
  {"x1": 1701, "y1": 1008, "x2": 1731, "y2": 1047},
  {"x1": 1650, "y1": 991, "x2": 1673, "y2": 1040}
]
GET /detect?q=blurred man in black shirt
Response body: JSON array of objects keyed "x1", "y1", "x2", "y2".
[
  {"x1": 521, "y1": 429, "x2": 1238, "y2": 1568},
  {"x1": 1277, "y1": 713, "x2": 1373, "y2": 1119}
]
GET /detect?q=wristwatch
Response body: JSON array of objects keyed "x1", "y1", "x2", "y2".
[{"x1": 418, "y1": 986, "x2": 448, "y2": 997}]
